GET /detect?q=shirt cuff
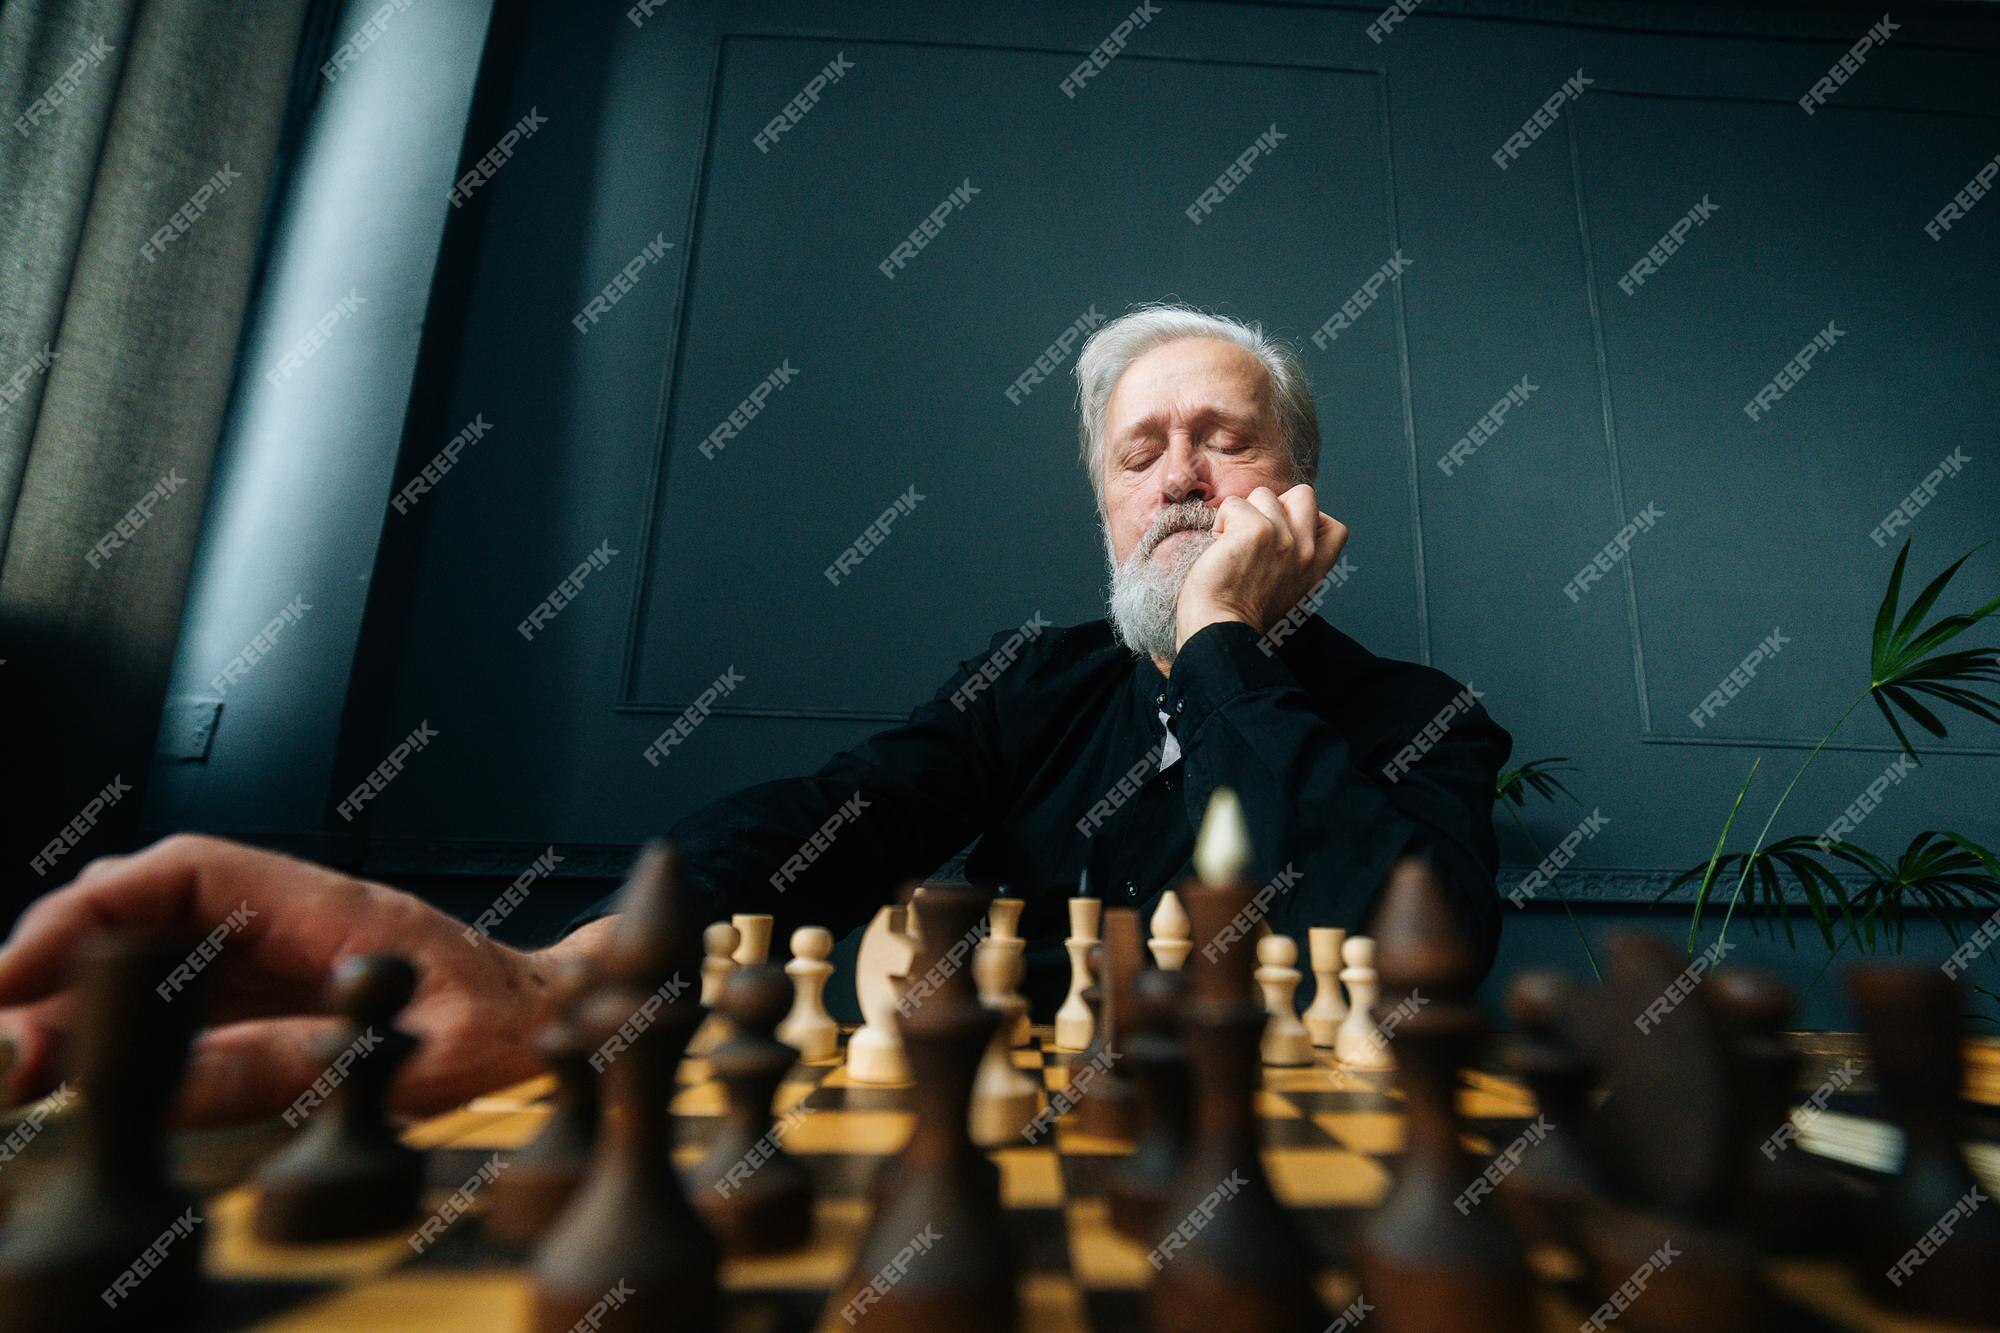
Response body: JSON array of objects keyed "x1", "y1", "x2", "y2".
[{"x1": 1168, "y1": 619, "x2": 1299, "y2": 742}]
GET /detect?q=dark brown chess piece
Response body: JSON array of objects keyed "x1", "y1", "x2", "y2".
[
  {"x1": 1495, "y1": 969, "x2": 1602, "y2": 1252},
  {"x1": 1356, "y1": 855, "x2": 1535, "y2": 1333},
  {"x1": 0, "y1": 932, "x2": 208, "y2": 1331},
  {"x1": 1076, "y1": 907, "x2": 1141, "y2": 1140},
  {"x1": 1148, "y1": 882, "x2": 1322, "y2": 1333},
  {"x1": 835, "y1": 884, "x2": 1016, "y2": 1332},
  {"x1": 530, "y1": 843, "x2": 718, "y2": 1333},
  {"x1": 485, "y1": 955, "x2": 600, "y2": 1250},
  {"x1": 693, "y1": 963, "x2": 813, "y2": 1254},
  {"x1": 1846, "y1": 963, "x2": 2000, "y2": 1324},
  {"x1": 1570, "y1": 930, "x2": 1767, "y2": 1333},
  {"x1": 1709, "y1": 967, "x2": 1865, "y2": 1254},
  {"x1": 251, "y1": 954, "x2": 424, "y2": 1242},
  {"x1": 1107, "y1": 965, "x2": 1190, "y2": 1241}
]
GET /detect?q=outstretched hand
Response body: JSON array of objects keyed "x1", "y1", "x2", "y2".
[{"x1": 0, "y1": 835, "x2": 602, "y2": 1126}]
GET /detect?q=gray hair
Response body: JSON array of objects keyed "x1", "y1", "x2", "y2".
[{"x1": 1074, "y1": 303, "x2": 1320, "y2": 504}]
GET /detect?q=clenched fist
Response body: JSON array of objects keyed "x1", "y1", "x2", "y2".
[{"x1": 1174, "y1": 483, "x2": 1347, "y2": 652}]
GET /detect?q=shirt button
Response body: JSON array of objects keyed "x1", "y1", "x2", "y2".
[{"x1": 1123, "y1": 881, "x2": 1140, "y2": 900}]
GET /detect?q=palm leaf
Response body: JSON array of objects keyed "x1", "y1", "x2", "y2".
[
  {"x1": 1869, "y1": 538, "x2": 2000, "y2": 763},
  {"x1": 1675, "y1": 831, "x2": 2000, "y2": 964},
  {"x1": 1660, "y1": 834, "x2": 1859, "y2": 952},
  {"x1": 1830, "y1": 832, "x2": 2000, "y2": 953},
  {"x1": 1680, "y1": 757, "x2": 1760, "y2": 949},
  {"x1": 1871, "y1": 540, "x2": 1910, "y2": 665},
  {"x1": 1496, "y1": 757, "x2": 1578, "y2": 808}
]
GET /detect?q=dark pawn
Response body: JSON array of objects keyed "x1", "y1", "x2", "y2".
[
  {"x1": 1107, "y1": 965, "x2": 1190, "y2": 1241},
  {"x1": 1496, "y1": 969, "x2": 1602, "y2": 1251},
  {"x1": 1148, "y1": 884, "x2": 1322, "y2": 1333},
  {"x1": 1357, "y1": 855, "x2": 1534, "y2": 1333},
  {"x1": 0, "y1": 932, "x2": 208, "y2": 1332},
  {"x1": 835, "y1": 885, "x2": 1016, "y2": 1333},
  {"x1": 1076, "y1": 908, "x2": 1141, "y2": 1140},
  {"x1": 251, "y1": 954, "x2": 424, "y2": 1242},
  {"x1": 486, "y1": 955, "x2": 600, "y2": 1250},
  {"x1": 531, "y1": 843, "x2": 718, "y2": 1333},
  {"x1": 1846, "y1": 964, "x2": 2000, "y2": 1324},
  {"x1": 693, "y1": 963, "x2": 813, "y2": 1254},
  {"x1": 1709, "y1": 968, "x2": 1864, "y2": 1254}
]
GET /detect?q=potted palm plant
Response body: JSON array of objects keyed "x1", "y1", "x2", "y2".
[{"x1": 1660, "y1": 539, "x2": 2000, "y2": 1017}]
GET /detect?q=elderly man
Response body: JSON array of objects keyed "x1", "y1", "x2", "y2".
[{"x1": 0, "y1": 304, "x2": 1508, "y2": 1124}]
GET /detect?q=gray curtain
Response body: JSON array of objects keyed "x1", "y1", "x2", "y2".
[{"x1": 0, "y1": 0, "x2": 310, "y2": 883}]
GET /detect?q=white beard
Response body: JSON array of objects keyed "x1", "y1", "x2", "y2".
[{"x1": 1105, "y1": 502, "x2": 1217, "y2": 665}]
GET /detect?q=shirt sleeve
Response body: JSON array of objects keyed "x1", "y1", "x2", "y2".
[
  {"x1": 558, "y1": 630, "x2": 1021, "y2": 944},
  {"x1": 1166, "y1": 619, "x2": 1511, "y2": 971}
]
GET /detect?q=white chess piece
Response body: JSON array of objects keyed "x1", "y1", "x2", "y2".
[
  {"x1": 699, "y1": 922, "x2": 740, "y2": 1004},
  {"x1": 1148, "y1": 889, "x2": 1191, "y2": 971},
  {"x1": 988, "y1": 897, "x2": 1025, "y2": 944},
  {"x1": 970, "y1": 938, "x2": 1040, "y2": 1146},
  {"x1": 849, "y1": 905, "x2": 915, "y2": 1084},
  {"x1": 1334, "y1": 935, "x2": 1394, "y2": 1070},
  {"x1": 1054, "y1": 896, "x2": 1102, "y2": 1050},
  {"x1": 777, "y1": 925, "x2": 837, "y2": 1062},
  {"x1": 688, "y1": 921, "x2": 740, "y2": 1056},
  {"x1": 730, "y1": 913, "x2": 774, "y2": 966},
  {"x1": 1256, "y1": 934, "x2": 1313, "y2": 1066},
  {"x1": 1304, "y1": 927, "x2": 1349, "y2": 1048},
  {"x1": 986, "y1": 897, "x2": 1030, "y2": 1047},
  {"x1": 1194, "y1": 787, "x2": 1252, "y2": 887}
]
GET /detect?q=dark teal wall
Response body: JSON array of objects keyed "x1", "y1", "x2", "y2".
[{"x1": 154, "y1": 0, "x2": 2000, "y2": 1027}]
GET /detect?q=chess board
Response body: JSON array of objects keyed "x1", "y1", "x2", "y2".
[{"x1": 12, "y1": 1028, "x2": 2000, "y2": 1331}]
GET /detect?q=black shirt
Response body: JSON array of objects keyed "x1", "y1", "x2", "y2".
[{"x1": 585, "y1": 616, "x2": 1511, "y2": 1018}]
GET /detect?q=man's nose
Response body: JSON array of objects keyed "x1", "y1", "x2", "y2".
[{"x1": 1160, "y1": 438, "x2": 1210, "y2": 505}]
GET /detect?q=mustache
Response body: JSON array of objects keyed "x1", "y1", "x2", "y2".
[{"x1": 1134, "y1": 502, "x2": 1216, "y2": 561}]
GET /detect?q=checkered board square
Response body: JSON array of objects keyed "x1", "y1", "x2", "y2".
[{"x1": 40, "y1": 1029, "x2": 2000, "y2": 1330}]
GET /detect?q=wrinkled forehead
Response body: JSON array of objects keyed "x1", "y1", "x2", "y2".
[{"x1": 1104, "y1": 336, "x2": 1275, "y2": 436}]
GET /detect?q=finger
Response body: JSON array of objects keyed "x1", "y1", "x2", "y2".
[
  {"x1": 1243, "y1": 487, "x2": 1291, "y2": 544},
  {"x1": 0, "y1": 835, "x2": 348, "y2": 1008},
  {"x1": 1312, "y1": 514, "x2": 1349, "y2": 583},
  {"x1": 179, "y1": 999, "x2": 545, "y2": 1127},
  {"x1": 1277, "y1": 487, "x2": 1319, "y2": 560},
  {"x1": 174, "y1": 1015, "x2": 346, "y2": 1128},
  {"x1": 0, "y1": 992, "x2": 74, "y2": 1106},
  {"x1": 1211, "y1": 494, "x2": 1257, "y2": 534}
]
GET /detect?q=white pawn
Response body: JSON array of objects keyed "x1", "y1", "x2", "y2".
[
  {"x1": 1054, "y1": 896, "x2": 1101, "y2": 1051},
  {"x1": 777, "y1": 926, "x2": 837, "y2": 1062},
  {"x1": 848, "y1": 905, "x2": 914, "y2": 1085},
  {"x1": 1304, "y1": 927, "x2": 1349, "y2": 1048},
  {"x1": 1256, "y1": 934, "x2": 1312, "y2": 1067},
  {"x1": 970, "y1": 938, "x2": 1040, "y2": 1146},
  {"x1": 731, "y1": 913, "x2": 774, "y2": 966},
  {"x1": 688, "y1": 921, "x2": 740, "y2": 1057},
  {"x1": 986, "y1": 898, "x2": 1030, "y2": 1047},
  {"x1": 1334, "y1": 935, "x2": 1394, "y2": 1070},
  {"x1": 1148, "y1": 889, "x2": 1191, "y2": 971},
  {"x1": 700, "y1": 921, "x2": 740, "y2": 1005}
]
